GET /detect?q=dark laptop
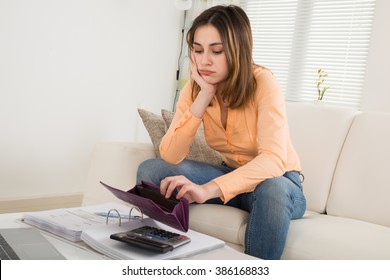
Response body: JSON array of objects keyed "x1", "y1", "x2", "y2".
[{"x1": 0, "y1": 228, "x2": 65, "y2": 260}]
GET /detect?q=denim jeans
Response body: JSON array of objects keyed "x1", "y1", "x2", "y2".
[{"x1": 136, "y1": 158, "x2": 306, "y2": 260}]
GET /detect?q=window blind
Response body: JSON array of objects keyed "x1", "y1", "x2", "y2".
[{"x1": 240, "y1": 0, "x2": 376, "y2": 109}]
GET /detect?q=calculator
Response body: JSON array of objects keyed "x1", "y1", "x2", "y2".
[{"x1": 110, "y1": 226, "x2": 191, "y2": 253}]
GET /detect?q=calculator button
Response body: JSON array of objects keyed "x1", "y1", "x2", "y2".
[{"x1": 125, "y1": 226, "x2": 191, "y2": 248}]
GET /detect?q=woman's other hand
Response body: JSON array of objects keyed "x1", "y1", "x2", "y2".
[{"x1": 160, "y1": 175, "x2": 222, "y2": 204}]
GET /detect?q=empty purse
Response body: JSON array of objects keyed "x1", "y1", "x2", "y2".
[{"x1": 100, "y1": 181, "x2": 189, "y2": 232}]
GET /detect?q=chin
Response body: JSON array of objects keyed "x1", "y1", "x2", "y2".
[{"x1": 202, "y1": 76, "x2": 222, "y2": 85}]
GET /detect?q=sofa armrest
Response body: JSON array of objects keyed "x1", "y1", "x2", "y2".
[{"x1": 82, "y1": 142, "x2": 155, "y2": 206}]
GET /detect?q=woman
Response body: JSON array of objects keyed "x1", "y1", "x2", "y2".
[{"x1": 137, "y1": 5, "x2": 306, "y2": 260}]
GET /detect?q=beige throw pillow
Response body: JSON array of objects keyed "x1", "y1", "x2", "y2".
[
  {"x1": 137, "y1": 109, "x2": 166, "y2": 157},
  {"x1": 138, "y1": 108, "x2": 222, "y2": 165}
]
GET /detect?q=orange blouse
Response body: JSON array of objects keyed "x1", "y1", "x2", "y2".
[{"x1": 160, "y1": 67, "x2": 301, "y2": 202}]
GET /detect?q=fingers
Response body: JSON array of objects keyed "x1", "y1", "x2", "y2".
[
  {"x1": 160, "y1": 176, "x2": 173, "y2": 198},
  {"x1": 190, "y1": 52, "x2": 202, "y2": 83},
  {"x1": 160, "y1": 175, "x2": 185, "y2": 199},
  {"x1": 176, "y1": 184, "x2": 192, "y2": 200},
  {"x1": 176, "y1": 184, "x2": 206, "y2": 204},
  {"x1": 160, "y1": 176, "x2": 201, "y2": 204}
]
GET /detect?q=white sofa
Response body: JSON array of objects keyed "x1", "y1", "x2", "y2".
[{"x1": 82, "y1": 102, "x2": 390, "y2": 259}]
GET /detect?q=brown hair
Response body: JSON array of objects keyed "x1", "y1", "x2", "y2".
[{"x1": 186, "y1": 5, "x2": 257, "y2": 109}]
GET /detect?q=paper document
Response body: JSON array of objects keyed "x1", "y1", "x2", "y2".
[
  {"x1": 23, "y1": 202, "x2": 135, "y2": 242},
  {"x1": 81, "y1": 218, "x2": 225, "y2": 260}
]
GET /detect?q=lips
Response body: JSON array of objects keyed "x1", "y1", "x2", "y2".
[{"x1": 198, "y1": 70, "x2": 214, "y2": 76}]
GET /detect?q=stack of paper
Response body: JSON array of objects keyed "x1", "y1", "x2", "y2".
[
  {"x1": 23, "y1": 203, "x2": 134, "y2": 242},
  {"x1": 81, "y1": 217, "x2": 225, "y2": 260}
]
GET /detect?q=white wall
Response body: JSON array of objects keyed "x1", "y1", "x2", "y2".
[
  {"x1": 361, "y1": 0, "x2": 390, "y2": 112},
  {"x1": 0, "y1": 0, "x2": 182, "y2": 199}
]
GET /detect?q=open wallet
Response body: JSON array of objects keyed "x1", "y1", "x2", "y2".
[{"x1": 100, "y1": 181, "x2": 189, "y2": 232}]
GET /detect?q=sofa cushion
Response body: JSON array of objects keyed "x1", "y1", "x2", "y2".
[
  {"x1": 282, "y1": 214, "x2": 390, "y2": 259},
  {"x1": 189, "y1": 204, "x2": 320, "y2": 250},
  {"x1": 327, "y1": 112, "x2": 390, "y2": 227},
  {"x1": 286, "y1": 102, "x2": 358, "y2": 213},
  {"x1": 189, "y1": 204, "x2": 248, "y2": 246},
  {"x1": 138, "y1": 108, "x2": 222, "y2": 165}
]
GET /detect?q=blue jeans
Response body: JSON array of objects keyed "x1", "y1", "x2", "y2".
[{"x1": 136, "y1": 158, "x2": 306, "y2": 260}]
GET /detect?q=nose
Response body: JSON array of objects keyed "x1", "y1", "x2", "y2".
[{"x1": 200, "y1": 52, "x2": 212, "y2": 65}]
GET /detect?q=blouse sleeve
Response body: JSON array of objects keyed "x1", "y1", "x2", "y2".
[{"x1": 159, "y1": 82, "x2": 203, "y2": 164}]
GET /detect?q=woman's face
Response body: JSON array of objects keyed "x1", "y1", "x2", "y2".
[{"x1": 192, "y1": 24, "x2": 229, "y2": 85}]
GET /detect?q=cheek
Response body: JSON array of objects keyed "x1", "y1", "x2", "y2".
[
  {"x1": 196, "y1": 58, "x2": 201, "y2": 68},
  {"x1": 193, "y1": 55, "x2": 201, "y2": 68},
  {"x1": 217, "y1": 55, "x2": 228, "y2": 68},
  {"x1": 219, "y1": 59, "x2": 229, "y2": 75}
]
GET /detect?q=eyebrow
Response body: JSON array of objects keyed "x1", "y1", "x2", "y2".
[{"x1": 193, "y1": 42, "x2": 223, "y2": 47}]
